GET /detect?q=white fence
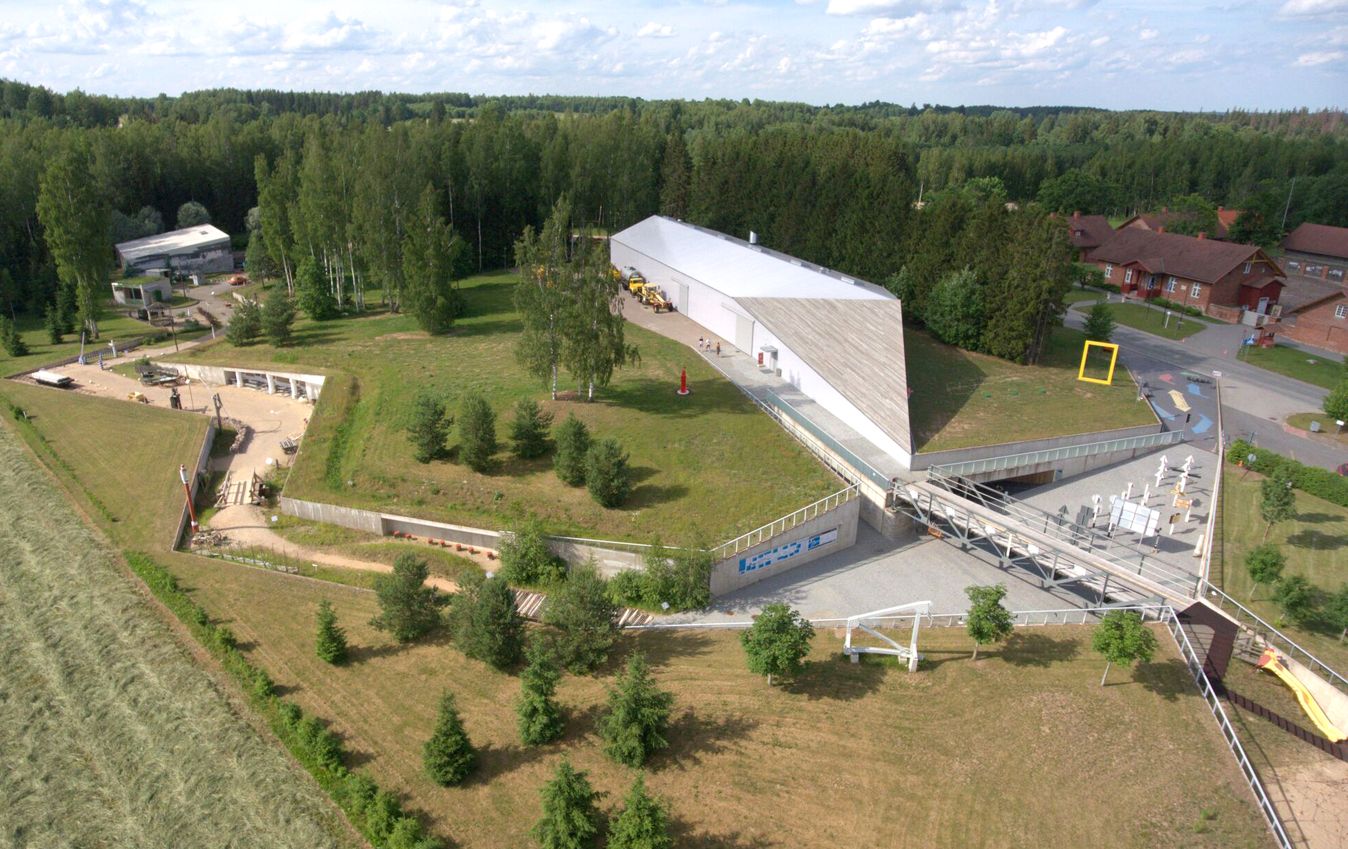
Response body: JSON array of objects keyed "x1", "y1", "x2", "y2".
[
  {"x1": 1201, "y1": 580, "x2": 1348, "y2": 692},
  {"x1": 711, "y1": 484, "x2": 858, "y2": 560}
]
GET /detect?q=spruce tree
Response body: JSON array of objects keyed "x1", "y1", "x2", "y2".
[
  {"x1": 449, "y1": 571, "x2": 524, "y2": 670},
  {"x1": 533, "y1": 758, "x2": 601, "y2": 849},
  {"x1": 542, "y1": 562, "x2": 618, "y2": 674},
  {"x1": 585, "y1": 438, "x2": 632, "y2": 508},
  {"x1": 607, "y1": 774, "x2": 673, "y2": 849},
  {"x1": 458, "y1": 392, "x2": 497, "y2": 473},
  {"x1": 600, "y1": 652, "x2": 673, "y2": 768},
  {"x1": 261, "y1": 284, "x2": 296, "y2": 346},
  {"x1": 406, "y1": 391, "x2": 450, "y2": 464},
  {"x1": 44, "y1": 303, "x2": 63, "y2": 345},
  {"x1": 226, "y1": 298, "x2": 261, "y2": 346},
  {"x1": 553, "y1": 414, "x2": 591, "y2": 486},
  {"x1": 295, "y1": 255, "x2": 338, "y2": 321},
  {"x1": 402, "y1": 183, "x2": 465, "y2": 335},
  {"x1": 370, "y1": 554, "x2": 446, "y2": 642},
  {"x1": 423, "y1": 691, "x2": 475, "y2": 786},
  {"x1": 510, "y1": 397, "x2": 554, "y2": 459},
  {"x1": 517, "y1": 640, "x2": 565, "y2": 745},
  {"x1": 500, "y1": 514, "x2": 566, "y2": 586},
  {"x1": 315, "y1": 599, "x2": 349, "y2": 665},
  {"x1": 1083, "y1": 301, "x2": 1115, "y2": 343},
  {"x1": 0, "y1": 316, "x2": 28, "y2": 357}
]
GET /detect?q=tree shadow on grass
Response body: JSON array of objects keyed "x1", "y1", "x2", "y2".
[
  {"x1": 346, "y1": 641, "x2": 414, "y2": 665},
  {"x1": 598, "y1": 378, "x2": 754, "y2": 418},
  {"x1": 1294, "y1": 512, "x2": 1339, "y2": 524},
  {"x1": 627, "y1": 481, "x2": 690, "y2": 510},
  {"x1": 1284, "y1": 529, "x2": 1348, "y2": 550},
  {"x1": 785, "y1": 654, "x2": 888, "y2": 701},
  {"x1": 658, "y1": 710, "x2": 760, "y2": 768},
  {"x1": 562, "y1": 702, "x2": 606, "y2": 743},
  {"x1": 291, "y1": 327, "x2": 344, "y2": 347},
  {"x1": 623, "y1": 631, "x2": 716, "y2": 669},
  {"x1": 670, "y1": 818, "x2": 773, "y2": 849},
  {"x1": 1000, "y1": 632, "x2": 1081, "y2": 668},
  {"x1": 468, "y1": 742, "x2": 546, "y2": 785},
  {"x1": 1131, "y1": 657, "x2": 1191, "y2": 702}
]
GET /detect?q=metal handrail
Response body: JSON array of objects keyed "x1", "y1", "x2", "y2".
[
  {"x1": 1163, "y1": 607, "x2": 1293, "y2": 849},
  {"x1": 710, "y1": 484, "x2": 858, "y2": 560},
  {"x1": 925, "y1": 430, "x2": 1184, "y2": 478},
  {"x1": 1201, "y1": 580, "x2": 1348, "y2": 692},
  {"x1": 1200, "y1": 376, "x2": 1223, "y2": 584}
]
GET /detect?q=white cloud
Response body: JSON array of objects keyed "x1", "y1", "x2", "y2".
[
  {"x1": 637, "y1": 22, "x2": 675, "y2": 38},
  {"x1": 826, "y1": 0, "x2": 956, "y2": 15},
  {"x1": 1279, "y1": 0, "x2": 1348, "y2": 15},
  {"x1": 1090, "y1": 35, "x2": 1109, "y2": 46},
  {"x1": 864, "y1": 14, "x2": 929, "y2": 36},
  {"x1": 1138, "y1": 27, "x2": 1158, "y2": 40},
  {"x1": 1295, "y1": 50, "x2": 1345, "y2": 65}
]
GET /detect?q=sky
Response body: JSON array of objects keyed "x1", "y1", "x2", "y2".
[{"x1": 0, "y1": 0, "x2": 1345, "y2": 111}]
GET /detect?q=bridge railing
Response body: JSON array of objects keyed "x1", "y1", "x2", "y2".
[
  {"x1": 711, "y1": 484, "x2": 858, "y2": 560},
  {"x1": 925, "y1": 430, "x2": 1184, "y2": 478},
  {"x1": 1201, "y1": 581, "x2": 1348, "y2": 693}
]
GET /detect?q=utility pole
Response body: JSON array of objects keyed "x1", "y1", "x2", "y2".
[
  {"x1": 1281, "y1": 176, "x2": 1297, "y2": 232},
  {"x1": 179, "y1": 463, "x2": 199, "y2": 535}
]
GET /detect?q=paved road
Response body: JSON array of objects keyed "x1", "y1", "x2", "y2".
[{"x1": 1065, "y1": 303, "x2": 1344, "y2": 471}]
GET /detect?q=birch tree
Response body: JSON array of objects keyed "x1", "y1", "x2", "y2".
[
  {"x1": 514, "y1": 197, "x2": 571, "y2": 399},
  {"x1": 37, "y1": 140, "x2": 109, "y2": 337}
]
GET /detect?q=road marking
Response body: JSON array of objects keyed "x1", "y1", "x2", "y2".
[
  {"x1": 1168, "y1": 389, "x2": 1191, "y2": 412},
  {"x1": 1157, "y1": 372, "x2": 1174, "y2": 384},
  {"x1": 1186, "y1": 382, "x2": 1206, "y2": 398},
  {"x1": 1192, "y1": 414, "x2": 1213, "y2": 434}
]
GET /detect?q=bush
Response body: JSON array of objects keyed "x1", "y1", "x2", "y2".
[
  {"x1": 553, "y1": 414, "x2": 591, "y2": 486},
  {"x1": 1083, "y1": 302, "x2": 1114, "y2": 343},
  {"x1": 608, "y1": 541, "x2": 713, "y2": 612},
  {"x1": 458, "y1": 392, "x2": 498, "y2": 473},
  {"x1": 586, "y1": 438, "x2": 632, "y2": 508},
  {"x1": 226, "y1": 299, "x2": 261, "y2": 346},
  {"x1": 44, "y1": 303, "x2": 63, "y2": 345},
  {"x1": 423, "y1": 691, "x2": 475, "y2": 786},
  {"x1": 369, "y1": 553, "x2": 447, "y2": 642},
  {"x1": 499, "y1": 514, "x2": 566, "y2": 586},
  {"x1": 448, "y1": 571, "x2": 524, "y2": 670},
  {"x1": 1226, "y1": 439, "x2": 1348, "y2": 508},
  {"x1": 600, "y1": 652, "x2": 673, "y2": 767},
  {"x1": 1273, "y1": 575, "x2": 1317, "y2": 626},
  {"x1": 510, "y1": 397, "x2": 554, "y2": 459},
  {"x1": 1324, "y1": 379, "x2": 1348, "y2": 422},
  {"x1": 406, "y1": 391, "x2": 450, "y2": 464},
  {"x1": 0, "y1": 315, "x2": 29, "y2": 356}
]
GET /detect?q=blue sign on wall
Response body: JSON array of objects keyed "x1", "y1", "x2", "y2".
[{"x1": 739, "y1": 528, "x2": 839, "y2": 575}]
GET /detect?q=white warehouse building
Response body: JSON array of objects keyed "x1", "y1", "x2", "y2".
[{"x1": 610, "y1": 216, "x2": 913, "y2": 468}]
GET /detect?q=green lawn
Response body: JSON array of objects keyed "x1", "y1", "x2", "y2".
[
  {"x1": 906, "y1": 325, "x2": 1156, "y2": 453},
  {"x1": 1104, "y1": 302, "x2": 1207, "y2": 341},
  {"x1": 1285, "y1": 412, "x2": 1348, "y2": 445},
  {"x1": 176, "y1": 272, "x2": 838, "y2": 545},
  {"x1": 1064, "y1": 288, "x2": 1107, "y2": 306},
  {"x1": 1214, "y1": 465, "x2": 1348, "y2": 674},
  {"x1": 0, "y1": 310, "x2": 171, "y2": 377},
  {"x1": 1241, "y1": 343, "x2": 1344, "y2": 390},
  {"x1": 171, "y1": 554, "x2": 1269, "y2": 849}
]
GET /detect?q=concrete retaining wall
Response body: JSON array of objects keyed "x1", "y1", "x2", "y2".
[
  {"x1": 709, "y1": 495, "x2": 860, "y2": 596},
  {"x1": 159, "y1": 362, "x2": 327, "y2": 402},
  {"x1": 910, "y1": 421, "x2": 1164, "y2": 480},
  {"x1": 281, "y1": 496, "x2": 384, "y2": 535},
  {"x1": 173, "y1": 420, "x2": 218, "y2": 549},
  {"x1": 548, "y1": 538, "x2": 647, "y2": 576}
]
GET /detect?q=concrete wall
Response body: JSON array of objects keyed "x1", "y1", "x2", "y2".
[
  {"x1": 159, "y1": 362, "x2": 327, "y2": 402},
  {"x1": 173, "y1": 420, "x2": 218, "y2": 548},
  {"x1": 709, "y1": 495, "x2": 860, "y2": 596},
  {"x1": 281, "y1": 496, "x2": 384, "y2": 535},
  {"x1": 548, "y1": 538, "x2": 647, "y2": 576}
]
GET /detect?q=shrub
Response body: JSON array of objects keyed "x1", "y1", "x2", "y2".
[
  {"x1": 542, "y1": 562, "x2": 618, "y2": 674},
  {"x1": 586, "y1": 438, "x2": 632, "y2": 508},
  {"x1": 316, "y1": 599, "x2": 349, "y2": 664},
  {"x1": 458, "y1": 392, "x2": 498, "y2": 473},
  {"x1": 261, "y1": 284, "x2": 296, "y2": 346},
  {"x1": 1324, "y1": 379, "x2": 1348, "y2": 423},
  {"x1": 369, "y1": 553, "x2": 447, "y2": 642},
  {"x1": 1273, "y1": 575, "x2": 1317, "y2": 626},
  {"x1": 741, "y1": 603, "x2": 814, "y2": 686},
  {"x1": 44, "y1": 303, "x2": 63, "y2": 344},
  {"x1": 1083, "y1": 301, "x2": 1114, "y2": 343},
  {"x1": 533, "y1": 759, "x2": 601, "y2": 849},
  {"x1": 517, "y1": 640, "x2": 565, "y2": 746},
  {"x1": 1226, "y1": 439, "x2": 1348, "y2": 508},
  {"x1": 423, "y1": 691, "x2": 475, "y2": 786},
  {"x1": 0, "y1": 315, "x2": 29, "y2": 356},
  {"x1": 510, "y1": 397, "x2": 554, "y2": 459},
  {"x1": 499, "y1": 514, "x2": 566, "y2": 586},
  {"x1": 553, "y1": 414, "x2": 591, "y2": 486}
]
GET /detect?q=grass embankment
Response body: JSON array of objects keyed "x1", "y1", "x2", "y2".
[
  {"x1": 1241, "y1": 344, "x2": 1344, "y2": 390},
  {"x1": 907, "y1": 325, "x2": 1155, "y2": 453},
  {"x1": 0, "y1": 419, "x2": 359, "y2": 848},
  {"x1": 1216, "y1": 466, "x2": 1348, "y2": 674},
  {"x1": 178, "y1": 271, "x2": 837, "y2": 545},
  {"x1": 169, "y1": 554, "x2": 1269, "y2": 849}
]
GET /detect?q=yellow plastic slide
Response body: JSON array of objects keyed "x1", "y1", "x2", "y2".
[{"x1": 1256, "y1": 648, "x2": 1348, "y2": 743}]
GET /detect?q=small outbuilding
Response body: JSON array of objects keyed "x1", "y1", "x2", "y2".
[
  {"x1": 111, "y1": 277, "x2": 172, "y2": 306},
  {"x1": 115, "y1": 224, "x2": 232, "y2": 275}
]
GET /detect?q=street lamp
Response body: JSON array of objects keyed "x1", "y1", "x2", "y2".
[{"x1": 179, "y1": 463, "x2": 199, "y2": 535}]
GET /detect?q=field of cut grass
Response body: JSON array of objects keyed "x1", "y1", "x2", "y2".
[
  {"x1": 168, "y1": 555, "x2": 1271, "y2": 849},
  {"x1": 1240, "y1": 343, "x2": 1344, "y2": 390},
  {"x1": 906, "y1": 325, "x2": 1156, "y2": 453},
  {"x1": 1104, "y1": 302, "x2": 1207, "y2": 341},
  {"x1": 1214, "y1": 466, "x2": 1348, "y2": 674},
  {"x1": 0, "y1": 421, "x2": 359, "y2": 848},
  {"x1": 176, "y1": 272, "x2": 838, "y2": 545}
]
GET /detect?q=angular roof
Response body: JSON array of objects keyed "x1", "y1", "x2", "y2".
[
  {"x1": 1280, "y1": 276, "x2": 1346, "y2": 314},
  {"x1": 1282, "y1": 223, "x2": 1348, "y2": 261},
  {"x1": 1066, "y1": 213, "x2": 1114, "y2": 250},
  {"x1": 1121, "y1": 210, "x2": 1232, "y2": 240},
  {"x1": 737, "y1": 297, "x2": 911, "y2": 455},
  {"x1": 611, "y1": 216, "x2": 891, "y2": 301},
  {"x1": 1089, "y1": 228, "x2": 1274, "y2": 284},
  {"x1": 115, "y1": 224, "x2": 231, "y2": 265}
]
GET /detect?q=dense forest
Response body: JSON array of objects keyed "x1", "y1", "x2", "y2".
[{"x1": 2, "y1": 78, "x2": 1346, "y2": 362}]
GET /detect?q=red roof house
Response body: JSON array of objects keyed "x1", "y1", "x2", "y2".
[{"x1": 1281, "y1": 223, "x2": 1348, "y2": 284}]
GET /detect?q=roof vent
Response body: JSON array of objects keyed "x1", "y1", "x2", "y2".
[{"x1": 748, "y1": 231, "x2": 758, "y2": 245}]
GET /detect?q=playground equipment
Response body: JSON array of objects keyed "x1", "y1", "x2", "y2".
[
  {"x1": 842, "y1": 601, "x2": 931, "y2": 672},
  {"x1": 1256, "y1": 648, "x2": 1347, "y2": 742}
]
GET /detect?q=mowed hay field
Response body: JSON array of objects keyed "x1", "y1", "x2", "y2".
[
  {"x1": 177, "y1": 273, "x2": 838, "y2": 545},
  {"x1": 906, "y1": 326, "x2": 1155, "y2": 454},
  {"x1": 0, "y1": 422, "x2": 359, "y2": 849},
  {"x1": 172, "y1": 555, "x2": 1271, "y2": 849}
]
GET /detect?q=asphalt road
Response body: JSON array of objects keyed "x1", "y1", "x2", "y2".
[{"x1": 1064, "y1": 303, "x2": 1344, "y2": 472}]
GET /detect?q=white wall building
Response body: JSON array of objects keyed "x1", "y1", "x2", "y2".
[
  {"x1": 610, "y1": 216, "x2": 912, "y2": 468},
  {"x1": 115, "y1": 224, "x2": 233, "y2": 275}
]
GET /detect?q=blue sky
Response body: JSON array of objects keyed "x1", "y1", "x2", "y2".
[{"x1": 0, "y1": 0, "x2": 1344, "y2": 109}]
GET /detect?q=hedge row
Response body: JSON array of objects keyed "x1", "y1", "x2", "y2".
[
  {"x1": 1226, "y1": 439, "x2": 1348, "y2": 507},
  {"x1": 123, "y1": 551, "x2": 442, "y2": 849}
]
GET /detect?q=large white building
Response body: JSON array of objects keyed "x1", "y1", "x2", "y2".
[
  {"x1": 115, "y1": 224, "x2": 233, "y2": 275},
  {"x1": 610, "y1": 216, "x2": 913, "y2": 468}
]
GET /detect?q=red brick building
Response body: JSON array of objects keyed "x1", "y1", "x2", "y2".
[
  {"x1": 1280, "y1": 223, "x2": 1348, "y2": 284},
  {"x1": 1280, "y1": 280, "x2": 1347, "y2": 354},
  {"x1": 1065, "y1": 211, "x2": 1115, "y2": 261},
  {"x1": 1087, "y1": 228, "x2": 1285, "y2": 317}
]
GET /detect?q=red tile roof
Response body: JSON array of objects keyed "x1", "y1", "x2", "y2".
[
  {"x1": 1089, "y1": 228, "x2": 1278, "y2": 284},
  {"x1": 1066, "y1": 213, "x2": 1115, "y2": 250},
  {"x1": 1282, "y1": 223, "x2": 1348, "y2": 261}
]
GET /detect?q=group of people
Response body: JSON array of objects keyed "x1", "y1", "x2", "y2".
[{"x1": 696, "y1": 336, "x2": 721, "y2": 357}]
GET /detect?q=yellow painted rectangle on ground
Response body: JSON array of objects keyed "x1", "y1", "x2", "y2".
[{"x1": 1168, "y1": 389, "x2": 1191, "y2": 413}]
